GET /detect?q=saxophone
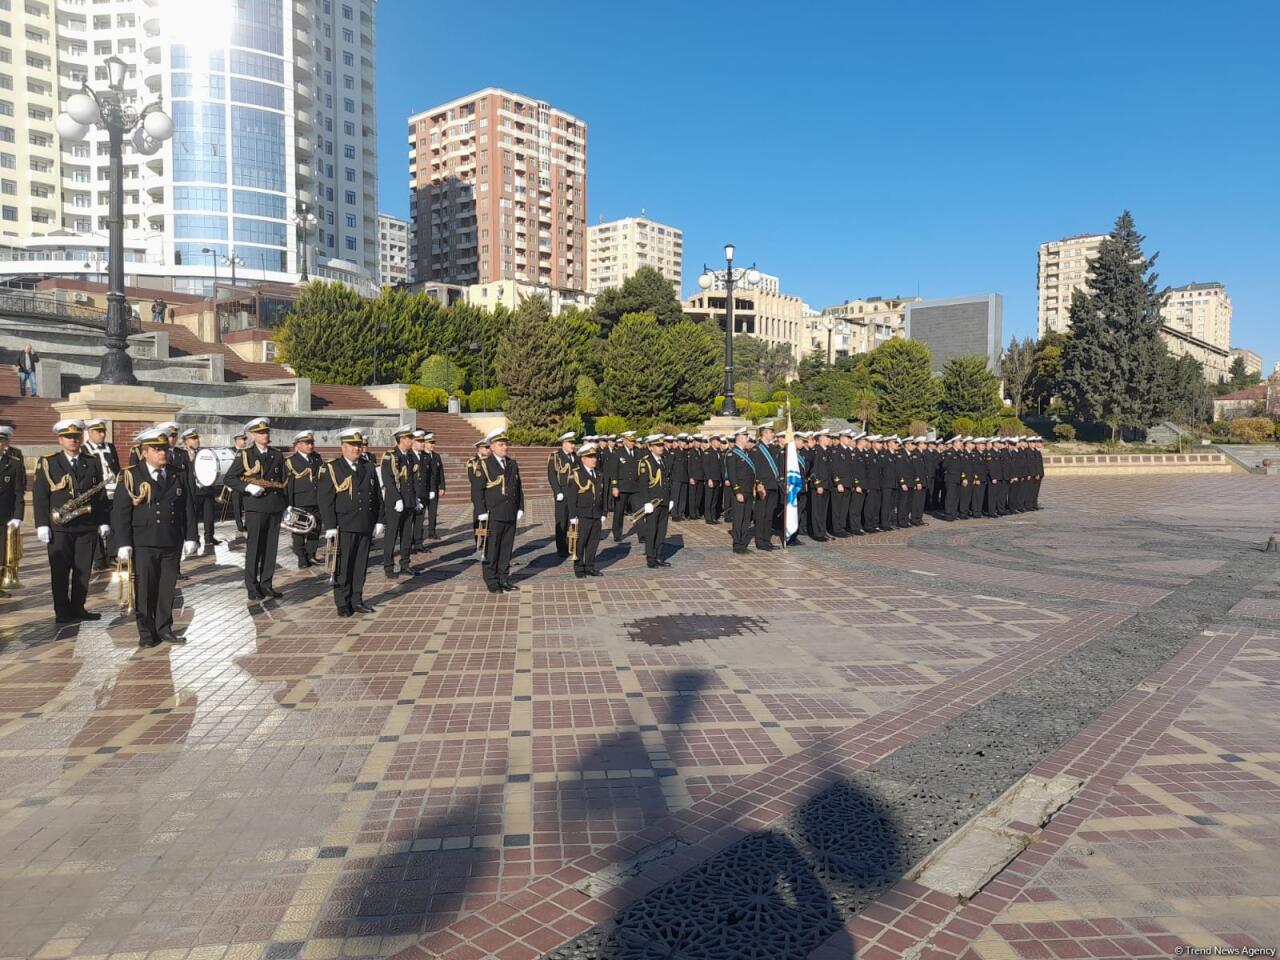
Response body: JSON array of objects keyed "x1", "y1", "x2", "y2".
[{"x1": 52, "y1": 478, "x2": 111, "y2": 525}]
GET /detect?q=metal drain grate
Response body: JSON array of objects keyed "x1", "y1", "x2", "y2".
[{"x1": 625, "y1": 614, "x2": 768, "y2": 647}]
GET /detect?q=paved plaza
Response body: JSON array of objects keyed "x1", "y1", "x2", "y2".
[{"x1": 1, "y1": 475, "x2": 1278, "y2": 960}]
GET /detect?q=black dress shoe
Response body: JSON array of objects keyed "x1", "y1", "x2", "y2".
[
  {"x1": 500, "y1": 581, "x2": 519, "y2": 591},
  {"x1": 74, "y1": 610, "x2": 102, "y2": 621},
  {"x1": 646, "y1": 558, "x2": 658, "y2": 568},
  {"x1": 354, "y1": 603, "x2": 376, "y2": 614},
  {"x1": 206, "y1": 538, "x2": 223, "y2": 547},
  {"x1": 384, "y1": 568, "x2": 400, "y2": 579},
  {"x1": 336, "y1": 608, "x2": 353, "y2": 618},
  {"x1": 139, "y1": 635, "x2": 162, "y2": 648},
  {"x1": 732, "y1": 546, "x2": 749, "y2": 554},
  {"x1": 655, "y1": 559, "x2": 671, "y2": 567},
  {"x1": 160, "y1": 630, "x2": 185, "y2": 644},
  {"x1": 55, "y1": 615, "x2": 79, "y2": 625},
  {"x1": 262, "y1": 587, "x2": 284, "y2": 599},
  {"x1": 400, "y1": 567, "x2": 420, "y2": 577},
  {"x1": 574, "y1": 571, "x2": 586, "y2": 579},
  {"x1": 755, "y1": 544, "x2": 775, "y2": 552},
  {"x1": 297, "y1": 557, "x2": 312, "y2": 568},
  {"x1": 486, "y1": 583, "x2": 502, "y2": 594}
]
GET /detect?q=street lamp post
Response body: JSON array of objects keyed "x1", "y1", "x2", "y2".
[
  {"x1": 223, "y1": 251, "x2": 244, "y2": 287},
  {"x1": 294, "y1": 204, "x2": 317, "y2": 282},
  {"x1": 56, "y1": 55, "x2": 174, "y2": 385},
  {"x1": 699, "y1": 244, "x2": 762, "y2": 417},
  {"x1": 468, "y1": 340, "x2": 486, "y2": 411}
]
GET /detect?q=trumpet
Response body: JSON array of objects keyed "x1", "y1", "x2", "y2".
[
  {"x1": 626, "y1": 499, "x2": 664, "y2": 523},
  {"x1": 111, "y1": 553, "x2": 135, "y2": 615},
  {"x1": 1, "y1": 523, "x2": 21, "y2": 590},
  {"x1": 568, "y1": 520, "x2": 579, "y2": 562},
  {"x1": 323, "y1": 533, "x2": 340, "y2": 585},
  {"x1": 475, "y1": 515, "x2": 489, "y2": 555}
]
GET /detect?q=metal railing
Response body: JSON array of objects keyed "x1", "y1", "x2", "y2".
[{"x1": 0, "y1": 288, "x2": 117, "y2": 331}]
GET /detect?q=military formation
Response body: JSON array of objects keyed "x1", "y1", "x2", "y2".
[{"x1": 1, "y1": 416, "x2": 1045, "y2": 645}]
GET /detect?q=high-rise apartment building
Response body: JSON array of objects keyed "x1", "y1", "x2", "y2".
[
  {"x1": 378, "y1": 212, "x2": 409, "y2": 286},
  {"x1": 0, "y1": 0, "x2": 379, "y2": 294},
  {"x1": 586, "y1": 215, "x2": 682, "y2": 294},
  {"x1": 1230, "y1": 347, "x2": 1262, "y2": 378},
  {"x1": 1162, "y1": 282, "x2": 1231, "y2": 351},
  {"x1": 819, "y1": 295, "x2": 920, "y2": 355},
  {"x1": 1037, "y1": 233, "x2": 1105, "y2": 337},
  {"x1": 408, "y1": 88, "x2": 586, "y2": 291}
]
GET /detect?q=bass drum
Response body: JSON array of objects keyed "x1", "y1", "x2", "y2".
[{"x1": 193, "y1": 447, "x2": 237, "y2": 490}]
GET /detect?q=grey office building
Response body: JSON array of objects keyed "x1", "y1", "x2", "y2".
[{"x1": 904, "y1": 294, "x2": 1003, "y2": 373}]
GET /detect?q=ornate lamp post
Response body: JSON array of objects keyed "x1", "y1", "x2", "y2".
[
  {"x1": 223, "y1": 251, "x2": 244, "y2": 287},
  {"x1": 699, "y1": 244, "x2": 762, "y2": 417},
  {"x1": 56, "y1": 56, "x2": 173, "y2": 385},
  {"x1": 294, "y1": 204, "x2": 318, "y2": 282}
]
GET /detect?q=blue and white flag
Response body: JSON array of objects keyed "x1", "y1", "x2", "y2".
[{"x1": 784, "y1": 402, "x2": 801, "y2": 540}]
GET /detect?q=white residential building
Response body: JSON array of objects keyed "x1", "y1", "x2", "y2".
[
  {"x1": 378, "y1": 212, "x2": 409, "y2": 286},
  {"x1": 586, "y1": 215, "x2": 682, "y2": 294}
]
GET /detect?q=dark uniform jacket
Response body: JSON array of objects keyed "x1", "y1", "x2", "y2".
[
  {"x1": 547, "y1": 449, "x2": 576, "y2": 498},
  {"x1": 943, "y1": 449, "x2": 966, "y2": 484},
  {"x1": 224, "y1": 445, "x2": 287, "y2": 513},
  {"x1": 727, "y1": 446, "x2": 756, "y2": 497},
  {"x1": 410, "y1": 450, "x2": 432, "y2": 504},
  {"x1": 318, "y1": 457, "x2": 383, "y2": 534},
  {"x1": 567, "y1": 464, "x2": 606, "y2": 520},
  {"x1": 608, "y1": 444, "x2": 641, "y2": 494},
  {"x1": 426, "y1": 449, "x2": 445, "y2": 493},
  {"x1": 703, "y1": 447, "x2": 724, "y2": 484},
  {"x1": 810, "y1": 445, "x2": 833, "y2": 490},
  {"x1": 687, "y1": 445, "x2": 705, "y2": 483},
  {"x1": 637, "y1": 451, "x2": 674, "y2": 507},
  {"x1": 750, "y1": 443, "x2": 783, "y2": 491},
  {"x1": 379, "y1": 449, "x2": 417, "y2": 521},
  {"x1": 472, "y1": 454, "x2": 523, "y2": 522},
  {"x1": 83, "y1": 440, "x2": 121, "y2": 479},
  {"x1": 286, "y1": 451, "x2": 325, "y2": 507},
  {"x1": 112, "y1": 463, "x2": 197, "y2": 548},
  {"x1": 0, "y1": 448, "x2": 26, "y2": 523},
  {"x1": 671, "y1": 446, "x2": 688, "y2": 486},
  {"x1": 33, "y1": 452, "x2": 109, "y2": 532}
]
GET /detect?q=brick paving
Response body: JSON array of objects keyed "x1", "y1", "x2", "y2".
[{"x1": 0, "y1": 475, "x2": 1276, "y2": 960}]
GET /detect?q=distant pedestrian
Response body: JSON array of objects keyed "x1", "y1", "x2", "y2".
[
  {"x1": 151, "y1": 298, "x2": 166, "y2": 324},
  {"x1": 16, "y1": 345, "x2": 38, "y2": 397}
]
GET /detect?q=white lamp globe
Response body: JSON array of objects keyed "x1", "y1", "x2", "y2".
[
  {"x1": 131, "y1": 127, "x2": 160, "y2": 155},
  {"x1": 55, "y1": 114, "x2": 90, "y2": 142},
  {"x1": 65, "y1": 92, "x2": 101, "y2": 126},
  {"x1": 697, "y1": 272, "x2": 712, "y2": 290},
  {"x1": 746, "y1": 269, "x2": 762, "y2": 285},
  {"x1": 143, "y1": 110, "x2": 174, "y2": 142}
]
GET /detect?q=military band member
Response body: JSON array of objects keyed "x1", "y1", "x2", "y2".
[
  {"x1": 422, "y1": 432, "x2": 445, "y2": 539},
  {"x1": 230, "y1": 432, "x2": 249, "y2": 533},
  {"x1": 808, "y1": 430, "x2": 832, "y2": 541},
  {"x1": 112, "y1": 429, "x2": 198, "y2": 647},
  {"x1": 319, "y1": 428, "x2": 384, "y2": 617},
  {"x1": 685, "y1": 434, "x2": 705, "y2": 520},
  {"x1": 608, "y1": 431, "x2": 641, "y2": 542},
  {"x1": 703, "y1": 435, "x2": 724, "y2": 524},
  {"x1": 0, "y1": 427, "x2": 25, "y2": 593},
  {"x1": 670, "y1": 434, "x2": 689, "y2": 522},
  {"x1": 906, "y1": 437, "x2": 927, "y2": 526},
  {"x1": 286, "y1": 430, "x2": 324, "y2": 566},
  {"x1": 567, "y1": 443, "x2": 606, "y2": 578},
  {"x1": 942, "y1": 436, "x2": 966, "y2": 521},
  {"x1": 223, "y1": 417, "x2": 288, "y2": 601},
  {"x1": 473, "y1": 431, "x2": 523, "y2": 593},
  {"x1": 33, "y1": 420, "x2": 111, "y2": 624},
  {"x1": 408, "y1": 430, "x2": 429, "y2": 553},
  {"x1": 180, "y1": 428, "x2": 221, "y2": 548},
  {"x1": 548, "y1": 431, "x2": 577, "y2": 557},
  {"x1": 380, "y1": 426, "x2": 420, "y2": 578},
  {"x1": 467, "y1": 435, "x2": 492, "y2": 545},
  {"x1": 636, "y1": 435, "x2": 674, "y2": 568},
  {"x1": 81, "y1": 418, "x2": 121, "y2": 571}
]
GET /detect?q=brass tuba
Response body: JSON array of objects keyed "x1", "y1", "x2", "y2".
[
  {"x1": 0, "y1": 523, "x2": 21, "y2": 590},
  {"x1": 281, "y1": 506, "x2": 317, "y2": 535}
]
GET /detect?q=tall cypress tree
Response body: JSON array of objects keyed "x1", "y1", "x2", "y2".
[
  {"x1": 939, "y1": 355, "x2": 1003, "y2": 433},
  {"x1": 1059, "y1": 212, "x2": 1167, "y2": 438},
  {"x1": 494, "y1": 297, "x2": 577, "y2": 431},
  {"x1": 869, "y1": 338, "x2": 942, "y2": 433}
]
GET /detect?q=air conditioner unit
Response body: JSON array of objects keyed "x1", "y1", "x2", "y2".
[{"x1": 73, "y1": 292, "x2": 92, "y2": 304}]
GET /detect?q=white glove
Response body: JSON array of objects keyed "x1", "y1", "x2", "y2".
[
  {"x1": 394, "y1": 499, "x2": 403, "y2": 513},
  {"x1": 98, "y1": 524, "x2": 111, "y2": 539},
  {"x1": 555, "y1": 493, "x2": 564, "y2": 501},
  {"x1": 415, "y1": 500, "x2": 424, "y2": 513},
  {"x1": 106, "y1": 481, "x2": 118, "y2": 495},
  {"x1": 325, "y1": 528, "x2": 338, "y2": 540},
  {"x1": 478, "y1": 513, "x2": 488, "y2": 522},
  {"x1": 429, "y1": 491, "x2": 436, "y2": 500},
  {"x1": 516, "y1": 510, "x2": 524, "y2": 521},
  {"x1": 37, "y1": 526, "x2": 51, "y2": 544},
  {"x1": 182, "y1": 540, "x2": 197, "y2": 558},
  {"x1": 116, "y1": 546, "x2": 132, "y2": 561},
  {"x1": 569, "y1": 518, "x2": 578, "y2": 526},
  {"x1": 5, "y1": 519, "x2": 18, "y2": 529},
  {"x1": 644, "y1": 502, "x2": 654, "y2": 515},
  {"x1": 373, "y1": 523, "x2": 385, "y2": 538},
  {"x1": 245, "y1": 483, "x2": 264, "y2": 496},
  {"x1": 668, "y1": 500, "x2": 674, "y2": 511}
]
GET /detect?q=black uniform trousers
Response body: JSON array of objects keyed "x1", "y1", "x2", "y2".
[
  {"x1": 849, "y1": 491, "x2": 866, "y2": 533},
  {"x1": 91, "y1": 520, "x2": 110, "y2": 569},
  {"x1": 291, "y1": 507, "x2": 320, "y2": 561},
  {"x1": 880, "y1": 486, "x2": 898, "y2": 530},
  {"x1": 730, "y1": 494, "x2": 753, "y2": 551},
  {"x1": 332, "y1": 530, "x2": 370, "y2": 613},
  {"x1": 611, "y1": 492, "x2": 637, "y2": 540},
  {"x1": 383, "y1": 510, "x2": 413, "y2": 572},
  {"x1": 426, "y1": 493, "x2": 441, "y2": 536},
  {"x1": 810, "y1": 490, "x2": 830, "y2": 538},
  {"x1": 796, "y1": 492, "x2": 809, "y2": 540},
  {"x1": 134, "y1": 545, "x2": 179, "y2": 643},
  {"x1": 687, "y1": 481, "x2": 703, "y2": 520},
  {"x1": 48, "y1": 529, "x2": 95, "y2": 619},
  {"x1": 754, "y1": 489, "x2": 779, "y2": 548},
  {"x1": 641, "y1": 504, "x2": 669, "y2": 560},
  {"x1": 412, "y1": 505, "x2": 426, "y2": 550},
  {"x1": 863, "y1": 489, "x2": 881, "y2": 531},
  {"x1": 911, "y1": 487, "x2": 926, "y2": 524},
  {"x1": 896, "y1": 487, "x2": 912, "y2": 528},
  {"x1": 944, "y1": 483, "x2": 961, "y2": 520},
  {"x1": 672, "y1": 479, "x2": 688, "y2": 521},
  {"x1": 244, "y1": 512, "x2": 282, "y2": 594},
  {"x1": 704, "y1": 482, "x2": 720, "y2": 523},
  {"x1": 573, "y1": 518, "x2": 601, "y2": 575},
  {"x1": 196, "y1": 493, "x2": 217, "y2": 542},
  {"x1": 957, "y1": 482, "x2": 972, "y2": 518},
  {"x1": 554, "y1": 496, "x2": 571, "y2": 556},
  {"x1": 482, "y1": 518, "x2": 516, "y2": 588},
  {"x1": 829, "y1": 489, "x2": 849, "y2": 537},
  {"x1": 232, "y1": 491, "x2": 246, "y2": 532},
  {"x1": 968, "y1": 483, "x2": 983, "y2": 518}
]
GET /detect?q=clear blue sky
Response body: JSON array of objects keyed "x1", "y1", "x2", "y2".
[{"x1": 375, "y1": 0, "x2": 1279, "y2": 370}]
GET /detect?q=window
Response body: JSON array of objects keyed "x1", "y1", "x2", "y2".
[
  {"x1": 234, "y1": 217, "x2": 286, "y2": 246},
  {"x1": 172, "y1": 102, "x2": 227, "y2": 183},
  {"x1": 231, "y1": 0, "x2": 284, "y2": 55},
  {"x1": 232, "y1": 191, "x2": 285, "y2": 219},
  {"x1": 0, "y1": 152, "x2": 12, "y2": 168},
  {"x1": 345, "y1": 213, "x2": 355, "y2": 228},
  {"x1": 343, "y1": 120, "x2": 354, "y2": 136},
  {"x1": 0, "y1": 179, "x2": 14, "y2": 195},
  {"x1": 343, "y1": 144, "x2": 355, "y2": 159},
  {"x1": 343, "y1": 74, "x2": 354, "y2": 89},
  {"x1": 231, "y1": 106, "x2": 285, "y2": 191},
  {"x1": 230, "y1": 77, "x2": 284, "y2": 110},
  {"x1": 342, "y1": 28, "x2": 353, "y2": 43},
  {"x1": 174, "y1": 186, "x2": 227, "y2": 211},
  {"x1": 344, "y1": 189, "x2": 355, "y2": 204},
  {"x1": 3, "y1": 205, "x2": 17, "y2": 221},
  {"x1": 345, "y1": 236, "x2": 356, "y2": 251},
  {"x1": 342, "y1": 3, "x2": 352, "y2": 17},
  {"x1": 171, "y1": 73, "x2": 225, "y2": 99},
  {"x1": 175, "y1": 214, "x2": 228, "y2": 239},
  {"x1": 342, "y1": 51, "x2": 353, "y2": 66},
  {"x1": 229, "y1": 50, "x2": 284, "y2": 83},
  {"x1": 343, "y1": 97, "x2": 354, "y2": 113}
]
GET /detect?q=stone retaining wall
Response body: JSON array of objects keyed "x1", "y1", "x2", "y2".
[{"x1": 1044, "y1": 452, "x2": 1236, "y2": 476}]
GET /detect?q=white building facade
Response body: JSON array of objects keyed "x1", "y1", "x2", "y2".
[{"x1": 586, "y1": 215, "x2": 682, "y2": 294}]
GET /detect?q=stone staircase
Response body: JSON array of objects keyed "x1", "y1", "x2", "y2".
[
  {"x1": 1211, "y1": 443, "x2": 1280, "y2": 474},
  {"x1": 0, "y1": 369, "x2": 60, "y2": 445}
]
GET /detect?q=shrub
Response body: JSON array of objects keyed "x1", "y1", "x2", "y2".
[
  {"x1": 559, "y1": 412, "x2": 586, "y2": 439},
  {"x1": 1052, "y1": 423, "x2": 1076, "y2": 441},
  {"x1": 791, "y1": 404, "x2": 825, "y2": 431},
  {"x1": 574, "y1": 375, "x2": 602, "y2": 416},
  {"x1": 908, "y1": 419, "x2": 930, "y2": 438},
  {"x1": 594, "y1": 414, "x2": 629, "y2": 436},
  {"x1": 771, "y1": 389, "x2": 790, "y2": 403},
  {"x1": 746, "y1": 401, "x2": 777, "y2": 424},
  {"x1": 468, "y1": 386, "x2": 506, "y2": 411},
  {"x1": 671, "y1": 402, "x2": 709, "y2": 427},
  {"x1": 406, "y1": 385, "x2": 448, "y2": 411},
  {"x1": 506, "y1": 425, "x2": 559, "y2": 446},
  {"x1": 417, "y1": 354, "x2": 465, "y2": 392},
  {"x1": 1228, "y1": 417, "x2": 1275, "y2": 444},
  {"x1": 951, "y1": 416, "x2": 978, "y2": 437},
  {"x1": 997, "y1": 417, "x2": 1032, "y2": 437}
]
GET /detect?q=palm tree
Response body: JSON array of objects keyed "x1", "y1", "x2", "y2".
[{"x1": 852, "y1": 388, "x2": 879, "y2": 431}]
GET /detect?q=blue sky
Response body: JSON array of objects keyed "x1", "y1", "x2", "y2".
[{"x1": 375, "y1": 0, "x2": 1279, "y2": 369}]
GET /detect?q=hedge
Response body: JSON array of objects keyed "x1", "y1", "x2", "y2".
[
  {"x1": 467, "y1": 386, "x2": 506, "y2": 411},
  {"x1": 406, "y1": 385, "x2": 448, "y2": 411}
]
